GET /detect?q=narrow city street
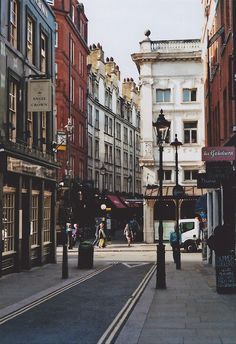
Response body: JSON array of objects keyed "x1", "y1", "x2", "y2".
[{"x1": 0, "y1": 244, "x2": 155, "y2": 344}]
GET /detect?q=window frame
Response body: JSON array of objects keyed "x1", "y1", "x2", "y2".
[
  {"x1": 183, "y1": 88, "x2": 197, "y2": 102},
  {"x1": 156, "y1": 88, "x2": 171, "y2": 103}
]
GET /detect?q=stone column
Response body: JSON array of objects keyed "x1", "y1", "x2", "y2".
[{"x1": 143, "y1": 199, "x2": 155, "y2": 243}]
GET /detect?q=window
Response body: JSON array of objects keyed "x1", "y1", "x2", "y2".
[
  {"x1": 116, "y1": 175, "x2": 121, "y2": 192},
  {"x1": 129, "y1": 154, "x2": 133, "y2": 170},
  {"x1": 116, "y1": 148, "x2": 121, "y2": 166},
  {"x1": 108, "y1": 174, "x2": 113, "y2": 192},
  {"x1": 116, "y1": 122, "x2": 121, "y2": 139},
  {"x1": 184, "y1": 170, "x2": 198, "y2": 181},
  {"x1": 95, "y1": 140, "x2": 99, "y2": 159},
  {"x1": 70, "y1": 38, "x2": 75, "y2": 64},
  {"x1": 109, "y1": 145, "x2": 113, "y2": 163},
  {"x1": 136, "y1": 134, "x2": 140, "y2": 150},
  {"x1": 95, "y1": 171, "x2": 100, "y2": 189},
  {"x1": 88, "y1": 136, "x2": 93, "y2": 157},
  {"x1": 124, "y1": 177, "x2": 128, "y2": 193},
  {"x1": 95, "y1": 109, "x2": 99, "y2": 129},
  {"x1": 105, "y1": 144, "x2": 108, "y2": 162},
  {"x1": 3, "y1": 192, "x2": 15, "y2": 252},
  {"x1": 104, "y1": 115, "x2": 109, "y2": 133},
  {"x1": 136, "y1": 114, "x2": 140, "y2": 129},
  {"x1": 88, "y1": 104, "x2": 93, "y2": 125},
  {"x1": 129, "y1": 130, "x2": 133, "y2": 146},
  {"x1": 183, "y1": 88, "x2": 197, "y2": 102},
  {"x1": 40, "y1": 32, "x2": 47, "y2": 73},
  {"x1": 109, "y1": 118, "x2": 113, "y2": 135},
  {"x1": 79, "y1": 159, "x2": 84, "y2": 180},
  {"x1": 123, "y1": 152, "x2": 128, "y2": 168},
  {"x1": 31, "y1": 194, "x2": 39, "y2": 246},
  {"x1": 124, "y1": 127, "x2": 128, "y2": 144},
  {"x1": 79, "y1": 86, "x2": 84, "y2": 110},
  {"x1": 9, "y1": 79, "x2": 18, "y2": 142},
  {"x1": 163, "y1": 170, "x2": 172, "y2": 181},
  {"x1": 156, "y1": 89, "x2": 171, "y2": 102},
  {"x1": 71, "y1": 5, "x2": 75, "y2": 23},
  {"x1": 184, "y1": 122, "x2": 197, "y2": 144},
  {"x1": 55, "y1": 22, "x2": 58, "y2": 48},
  {"x1": 70, "y1": 76, "x2": 75, "y2": 103},
  {"x1": 43, "y1": 195, "x2": 51, "y2": 243},
  {"x1": 9, "y1": 0, "x2": 18, "y2": 48},
  {"x1": 27, "y1": 16, "x2": 34, "y2": 64},
  {"x1": 78, "y1": 123, "x2": 84, "y2": 148}
]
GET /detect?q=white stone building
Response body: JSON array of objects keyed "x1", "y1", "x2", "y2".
[{"x1": 132, "y1": 33, "x2": 205, "y2": 243}]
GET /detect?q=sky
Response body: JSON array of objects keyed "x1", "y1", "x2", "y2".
[{"x1": 82, "y1": 0, "x2": 203, "y2": 82}]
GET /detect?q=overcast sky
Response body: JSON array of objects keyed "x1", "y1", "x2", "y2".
[{"x1": 82, "y1": 0, "x2": 203, "y2": 82}]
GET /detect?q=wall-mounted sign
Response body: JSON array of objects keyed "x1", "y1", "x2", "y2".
[
  {"x1": 202, "y1": 147, "x2": 236, "y2": 161},
  {"x1": 7, "y1": 157, "x2": 56, "y2": 180},
  {"x1": 197, "y1": 173, "x2": 220, "y2": 188},
  {"x1": 27, "y1": 79, "x2": 51, "y2": 112}
]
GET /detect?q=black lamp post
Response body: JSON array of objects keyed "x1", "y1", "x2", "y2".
[
  {"x1": 152, "y1": 109, "x2": 170, "y2": 289},
  {"x1": 171, "y1": 134, "x2": 183, "y2": 270},
  {"x1": 100, "y1": 164, "x2": 107, "y2": 191}
]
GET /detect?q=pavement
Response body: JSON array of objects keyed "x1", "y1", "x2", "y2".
[{"x1": 0, "y1": 243, "x2": 236, "y2": 344}]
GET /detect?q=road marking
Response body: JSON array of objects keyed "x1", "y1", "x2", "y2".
[
  {"x1": 97, "y1": 264, "x2": 156, "y2": 344},
  {"x1": 0, "y1": 265, "x2": 113, "y2": 325},
  {"x1": 122, "y1": 262, "x2": 149, "y2": 268}
]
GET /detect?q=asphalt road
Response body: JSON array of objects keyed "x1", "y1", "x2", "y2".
[{"x1": 0, "y1": 262, "x2": 154, "y2": 344}]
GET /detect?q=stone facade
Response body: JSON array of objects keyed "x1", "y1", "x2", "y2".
[{"x1": 132, "y1": 34, "x2": 205, "y2": 243}]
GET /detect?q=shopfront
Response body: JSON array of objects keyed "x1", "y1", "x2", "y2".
[{"x1": 0, "y1": 147, "x2": 58, "y2": 276}]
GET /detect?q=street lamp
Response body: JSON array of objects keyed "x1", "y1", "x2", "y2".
[
  {"x1": 100, "y1": 164, "x2": 107, "y2": 191},
  {"x1": 171, "y1": 134, "x2": 183, "y2": 270},
  {"x1": 152, "y1": 109, "x2": 170, "y2": 289}
]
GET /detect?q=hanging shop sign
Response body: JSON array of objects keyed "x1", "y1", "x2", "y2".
[
  {"x1": 202, "y1": 147, "x2": 235, "y2": 162},
  {"x1": 27, "y1": 79, "x2": 51, "y2": 112},
  {"x1": 56, "y1": 131, "x2": 67, "y2": 151},
  {"x1": 197, "y1": 173, "x2": 220, "y2": 188}
]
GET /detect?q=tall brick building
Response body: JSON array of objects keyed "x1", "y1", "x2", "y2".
[
  {"x1": 202, "y1": 0, "x2": 236, "y2": 263},
  {"x1": 52, "y1": 1, "x2": 89, "y2": 182}
]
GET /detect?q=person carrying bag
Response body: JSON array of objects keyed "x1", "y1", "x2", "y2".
[{"x1": 98, "y1": 222, "x2": 106, "y2": 248}]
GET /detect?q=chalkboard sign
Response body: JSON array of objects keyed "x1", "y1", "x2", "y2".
[{"x1": 215, "y1": 255, "x2": 236, "y2": 293}]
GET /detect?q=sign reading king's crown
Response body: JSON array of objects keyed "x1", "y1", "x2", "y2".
[{"x1": 27, "y1": 79, "x2": 52, "y2": 112}]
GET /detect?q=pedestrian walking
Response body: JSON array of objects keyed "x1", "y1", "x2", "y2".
[
  {"x1": 128, "y1": 215, "x2": 140, "y2": 242},
  {"x1": 98, "y1": 222, "x2": 106, "y2": 248},
  {"x1": 72, "y1": 224, "x2": 79, "y2": 246},
  {"x1": 169, "y1": 224, "x2": 181, "y2": 263},
  {"x1": 66, "y1": 223, "x2": 73, "y2": 249},
  {"x1": 124, "y1": 221, "x2": 134, "y2": 247},
  {"x1": 93, "y1": 221, "x2": 100, "y2": 246}
]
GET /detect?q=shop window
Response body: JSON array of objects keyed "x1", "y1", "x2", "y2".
[
  {"x1": 31, "y1": 194, "x2": 39, "y2": 246},
  {"x1": 3, "y1": 192, "x2": 15, "y2": 252},
  {"x1": 43, "y1": 195, "x2": 51, "y2": 243}
]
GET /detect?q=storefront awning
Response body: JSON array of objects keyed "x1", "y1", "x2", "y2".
[{"x1": 107, "y1": 195, "x2": 127, "y2": 208}]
